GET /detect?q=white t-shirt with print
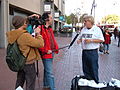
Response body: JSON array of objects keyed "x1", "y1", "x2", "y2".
[{"x1": 79, "y1": 25, "x2": 104, "y2": 50}]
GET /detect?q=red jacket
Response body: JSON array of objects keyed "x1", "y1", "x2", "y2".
[
  {"x1": 103, "y1": 32, "x2": 112, "y2": 44},
  {"x1": 38, "y1": 25, "x2": 59, "y2": 59}
]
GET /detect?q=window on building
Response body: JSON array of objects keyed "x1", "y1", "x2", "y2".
[{"x1": 9, "y1": 7, "x2": 14, "y2": 15}]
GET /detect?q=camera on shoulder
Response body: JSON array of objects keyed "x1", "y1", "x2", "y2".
[{"x1": 27, "y1": 15, "x2": 45, "y2": 29}]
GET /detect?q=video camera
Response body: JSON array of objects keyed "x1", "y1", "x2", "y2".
[
  {"x1": 26, "y1": 15, "x2": 46, "y2": 36},
  {"x1": 27, "y1": 15, "x2": 45, "y2": 29}
]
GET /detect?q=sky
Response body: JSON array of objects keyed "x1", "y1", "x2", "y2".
[{"x1": 65, "y1": 0, "x2": 120, "y2": 23}]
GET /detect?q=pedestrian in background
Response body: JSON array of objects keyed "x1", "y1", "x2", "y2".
[
  {"x1": 118, "y1": 30, "x2": 120, "y2": 47},
  {"x1": 6, "y1": 16, "x2": 44, "y2": 90},
  {"x1": 77, "y1": 15, "x2": 104, "y2": 83},
  {"x1": 114, "y1": 27, "x2": 118, "y2": 40},
  {"x1": 38, "y1": 12, "x2": 59, "y2": 90},
  {"x1": 103, "y1": 29, "x2": 112, "y2": 54}
]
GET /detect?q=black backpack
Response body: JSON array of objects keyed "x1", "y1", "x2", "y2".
[
  {"x1": 71, "y1": 75, "x2": 81, "y2": 90},
  {"x1": 71, "y1": 75, "x2": 87, "y2": 90},
  {"x1": 6, "y1": 41, "x2": 29, "y2": 72}
]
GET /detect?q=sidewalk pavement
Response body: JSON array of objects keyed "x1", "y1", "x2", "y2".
[{"x1": 0, "y1": 33, "x2": 120, "y2": 90}]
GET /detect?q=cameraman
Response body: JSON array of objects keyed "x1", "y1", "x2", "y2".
[
  {"x1": 6, "y1": 16, "x2": 44, "y2": 90},
  {"x1": 77, "y1": 16, "x2": 104, "y2": 83},
  {"x1": 38, "y1": 12, "x2": 59, "y2": 90}
]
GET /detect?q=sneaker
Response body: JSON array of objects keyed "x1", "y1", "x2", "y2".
[
  {"x1": 104, "y1": 51, "x2": 106, "y2": 54},
  {"x1": 106, "y1": 51, "x2": 109, "y2": 54},
  {"x1": 16, "y1": 86, "x2": 23, "y2": 90}
]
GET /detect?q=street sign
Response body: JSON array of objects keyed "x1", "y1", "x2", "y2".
[
  {"x1": 44, "y1": 2, "x2": 51, "y2": 12},
  {"x1": 59, "y1": 15, "x2": 65, "y2": 21},
  {"x1": 54, "y1": 12, "x2": 59, "y2": 18}
]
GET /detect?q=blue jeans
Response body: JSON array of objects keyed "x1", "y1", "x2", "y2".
[
  {"x1": 104, "y1": 44, "x2": 109, "y2": 51},
  {"x1": 42, "y1": 58, "x2": 56, "y2": 90}
]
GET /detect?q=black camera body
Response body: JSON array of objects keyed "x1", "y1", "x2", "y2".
[
  {"x1": 27, "y1": 12, "x2": 51, "y2": 29},
  {"x1": 27, "y1": 16, "x2": 45, "y2": 29}
]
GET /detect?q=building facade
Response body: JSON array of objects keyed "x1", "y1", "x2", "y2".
[{"x1": 0, "y1": 0, "x2": 65, "y2": 48}]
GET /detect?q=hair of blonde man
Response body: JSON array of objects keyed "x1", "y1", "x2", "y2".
[{"x1": 83, "y1": 15, "x2": 95, "y2": 25}]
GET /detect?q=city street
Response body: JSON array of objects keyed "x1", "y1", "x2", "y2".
[
  {"x1": 0, "y1": 0, "x2": 120, "y2": 90},
  {"x1": 0, "y1": 33, "x2": 120, "y2": 90}
]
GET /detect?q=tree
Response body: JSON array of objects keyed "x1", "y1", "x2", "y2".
[
  {"x1": 65, "y1": 13, "x2": 78, "y2": 26},
  {"x1": 65, "y1": 15, "x2": 72, "y2": 24},
  {"x1": 101, "y1": 14, "x2": 120, "y2": 24}
]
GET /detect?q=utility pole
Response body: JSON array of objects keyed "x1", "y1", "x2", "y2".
[
  {"x1": 1, "y1": 0, "x2": 9, "y2": 48},
  {"x1": 91, "y1": 0, "x2": 96, "y2": 22},
  {"x1": 91, "y1": 0, "x2": 96, "y2": 18}
]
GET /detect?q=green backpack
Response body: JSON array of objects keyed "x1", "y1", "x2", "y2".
[{"x1": 6, "y1": 41, "x2": 29, "y2": 72}]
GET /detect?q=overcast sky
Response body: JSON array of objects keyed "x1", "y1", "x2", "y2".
[{"x1": 65, "y1": 0, "x2": 120, "y2": 22}]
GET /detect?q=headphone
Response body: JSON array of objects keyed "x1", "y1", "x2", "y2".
[{"x1": 42, "y1": 12, "x2": 51, "y2": 21}]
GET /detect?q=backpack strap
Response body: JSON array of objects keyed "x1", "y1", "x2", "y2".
[{"x1": 26, "y1": 47, "x2": 31, "y2": 58}]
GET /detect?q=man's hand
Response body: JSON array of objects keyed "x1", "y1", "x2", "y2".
[
  {"x1": 47, "y1": 50, "x2": 52, "y2": 54},
  {"x1": 29, "y1": 14, "x2": 40, "y2": 18},
  {"x1": 34, "y1": 27, "x2": 41, "y2": 36},
  {"x1": 77, "y1": 39, "x2": 81, "y2": 44},
  {"x1": 84, "y1": 39, "x2": 93, "y2": 43}
]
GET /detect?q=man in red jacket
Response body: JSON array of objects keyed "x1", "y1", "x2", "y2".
[{"x1": 38, "y1": 12, "x2": 59, "y2": 90}]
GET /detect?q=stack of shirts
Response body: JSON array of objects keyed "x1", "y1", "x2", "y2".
[
  {"x1": 109, "y1": 78, "x2": 120, "y2": 88},
  {"x1": 78, "y1": 78, "x2": 107, "y2": 88}
]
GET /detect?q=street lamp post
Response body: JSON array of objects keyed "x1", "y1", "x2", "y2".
[
  {"x1": 74, "y1": 8, "x2": 81, "y2": 29},
  {"x1": 91, "y1": 0, "x2": 97, "y2": 19}
]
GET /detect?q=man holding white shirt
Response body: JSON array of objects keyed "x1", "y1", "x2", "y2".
[{"x1": 77, "y1": 15, "x2": 104, "y2": 83}]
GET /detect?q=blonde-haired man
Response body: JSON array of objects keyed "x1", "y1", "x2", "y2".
[{"x1": 77, "y1": 15, "x2": 104, "y2": 83}]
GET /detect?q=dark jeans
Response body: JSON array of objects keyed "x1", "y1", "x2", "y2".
[
  {"x1": 118, "y1": 38, "x2": 120, "y2": 47},
  {"x1": 15, "y1": 63, "x2": 36, "y2": 90},
  {"x1": 82, "y1": 49, "x2": 99, "y2": 83},
  {"x1": 114, "y1": 35, "x2": 117, "y2": 40}
]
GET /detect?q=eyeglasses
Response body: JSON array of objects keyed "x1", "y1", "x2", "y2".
[{"x1": 84, "y1": 20, "x2": 91, "y2": 23}]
